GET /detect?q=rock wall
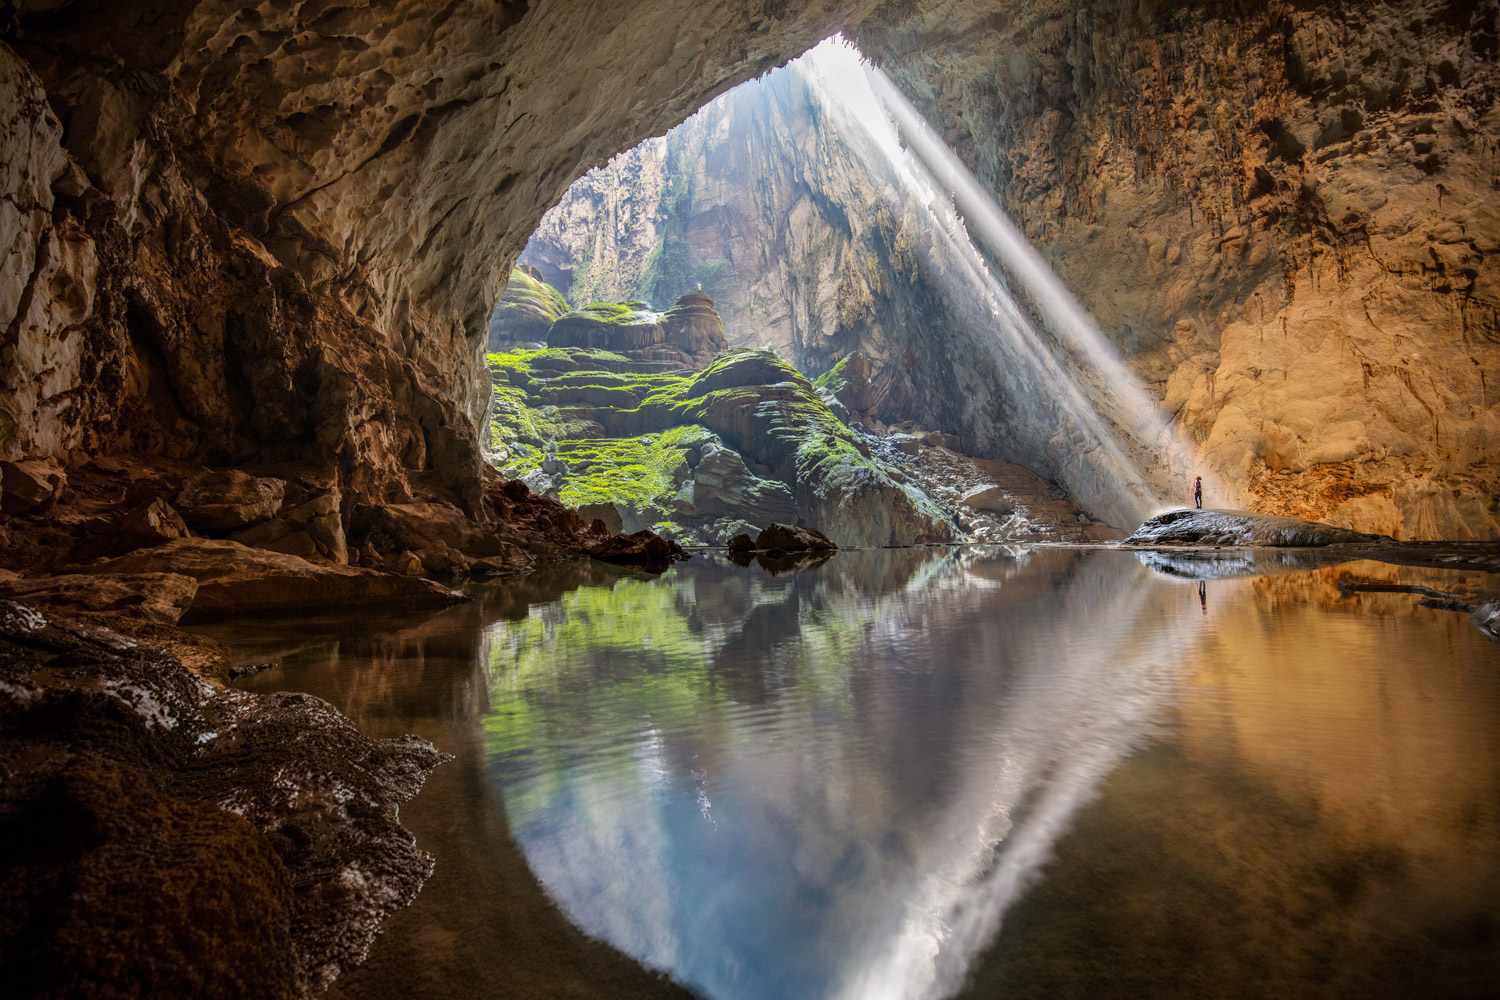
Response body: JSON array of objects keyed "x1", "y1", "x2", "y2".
[
  {"x1": 2, "y1": 0, "x2": 1496, "y2": 539},
  {"x1": 856, "y1": 0, "x2": 1500, "y2": 538},
  {"x1": 521, "y1": 59, "x2": 936, "y2": 375},
  {"x1": 1, "y1": 1, "x2": 878, "y2": 513}
]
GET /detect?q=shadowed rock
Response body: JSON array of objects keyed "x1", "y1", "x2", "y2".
[
  {"x1": 89, "y1": 539, "x2": 464, "y2": 620},
  {"x1": 0, "y1": 601, "x2": 448, "y2": 996}
]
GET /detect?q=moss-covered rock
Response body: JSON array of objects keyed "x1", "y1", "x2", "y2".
[
  {"x1": 549, "y1": 302, "x2": 666, "y2": 353},
  {"x1": 486, "y1": 345, "x2": 952, "y2": 547},
  {"x1": 487, "y1": 267, "x2": 570, "y2": 349}
]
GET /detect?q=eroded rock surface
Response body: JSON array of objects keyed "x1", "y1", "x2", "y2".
[
  {"x1": 0, "y1": 601, "x2": 448, "y2": 996},
  {"x1": 1124, "y1": 508, "x2": 1390, "y2": 548},
  {"x1": 91, "y1": 538, "x2": 464, "y2": 620},
  {"x1": 856, "y1": 1, "x2": 1500, "y2": 538}
]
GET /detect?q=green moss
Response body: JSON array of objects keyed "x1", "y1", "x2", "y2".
[
  {"x1": 812, "y1": 353, "x2": 852, "y2": 394},
  {"x1": 553, "y1": 425, "x2": 712, "y2": 513},
  {"x1": 567, "y1": 301, "x2": 658, "y2": 326},
  {"x1": 502, "y1": 268, "x2": 569, "y2": 318}
]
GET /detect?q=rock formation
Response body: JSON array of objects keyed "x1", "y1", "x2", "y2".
[
  {"x1": 487, "y1": 287, "x2": 952, "y2": 547},
  {"x1": 855, "y1": 0, "x2": 1500, "y2": 538},
  {"x1": 3, "y1": 1, "x2": 1494, "y2": 543}
]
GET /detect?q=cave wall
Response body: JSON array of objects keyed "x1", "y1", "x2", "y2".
[
  {"x1": 2, "y1": 0, "x2": 1496, "y2": 538},
  {"x1": 856, "y1": 0, "x2": 1500, "y2": 537},
  {"x1": 520, "y1": 59, "x2": 931, "y2": 375},
  {"x1": 1, "y1": 0, "x2": 877, "y2": 512}
]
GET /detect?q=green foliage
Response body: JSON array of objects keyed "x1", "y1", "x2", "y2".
[
  {"x1": 812, "y1": 353, "x2": 852, "y2": 394},
  {"x1": 554, "y1": 425, "x2": 713, "y2": 513},
  {"x1": 501, "y1": 268, "x2": 570, "y2": 319},
  {"x1": 565, "y1": 301, "x2": 658, "y2": 326}
]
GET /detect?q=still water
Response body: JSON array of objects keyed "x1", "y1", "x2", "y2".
[{"x1": 226, "y1": 547, "x2": 1500, "y2": 1000}]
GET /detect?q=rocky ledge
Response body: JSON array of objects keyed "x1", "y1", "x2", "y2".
[
  {"x1": 1123, "y1": 509, "x2": 1390, "y2": 548},
  {"x1": 0, "y1": 601, "x2": 448, "y2": 997}
]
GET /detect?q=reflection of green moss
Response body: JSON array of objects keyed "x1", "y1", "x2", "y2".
[{"x1": 483, "y1": 578, "x2": 714, "y2": 761}]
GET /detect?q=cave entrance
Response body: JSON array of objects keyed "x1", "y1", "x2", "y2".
[{"x1": 480, "y1": 37, "x2": 1171, "y2": 547}]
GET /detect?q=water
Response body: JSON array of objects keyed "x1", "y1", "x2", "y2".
[{"x1": 223, "y1": 548, "x2": 1500, "y2": 1000}]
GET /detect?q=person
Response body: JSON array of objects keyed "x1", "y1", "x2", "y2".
[
  {"x1": 1193, "y1": 475, "x2": 1203, "y2": 509},
  {"x1": 1198, "y1": 580, "x2": 1207, "y2": 614}
]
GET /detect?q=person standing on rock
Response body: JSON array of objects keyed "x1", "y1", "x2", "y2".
[{"x1": 1193, "y1": 476, "x2": 1203, "y2": 509}]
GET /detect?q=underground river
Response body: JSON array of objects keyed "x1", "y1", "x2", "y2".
[{"x1": 209, "y1": 547, "x2": 1500, "y2": 999}]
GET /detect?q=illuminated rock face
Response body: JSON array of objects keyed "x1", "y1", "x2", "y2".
[
  {"x1": 1, "y1": 2, "x2": 1496, "y2": 537},
  {"x1": 855, "y1": 1, "x2": 1500, "y2": 538}
]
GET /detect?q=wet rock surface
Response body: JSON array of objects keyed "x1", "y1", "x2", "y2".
[
  {"x1": 91, "y1": 539, "x2": 466, "y2": 621},
  {"x1": 1124, "y1": 509, "x2": 1390, "y2": 548},
  {"x1": 0, "y1": 601, "x2": 448, "y2": 997},
  {"x1": 586, "y1": 529, "x2": 689, "y2": 572},
  {"x1": 755, "y1": 523, "x2": 838, "y2": 554}
]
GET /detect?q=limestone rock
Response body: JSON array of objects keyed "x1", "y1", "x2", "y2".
[
  {"x1": 88, "y1": 539, "x2": 464, "y2": 619},
  {"x1": 756, "y1": 523, "x2": 837, "y2": 554},
  {"x1": 119, "y1": 497, "x2": 190, "y2": 546},
  {"x1": 0, "y1": 602, "x2": 447, "y2": 996},
  {"x1": 960, "y1": 486, "x2": 1016, "y2": 516},
  {"x1": 660, "y1": 292, "x2": 729, "y2": 367},
  {"x1": 1472, "y1": 602, "x2": 1500, "y2": 643},
  {"x1": 487, "y1": 267, "x2": 569, "y2": 348},
  {"x1": 0, "y1": 459, "x2": 65, "y2": 514},
  {"x1": 1123, "y1": 509, "x2": 1389, "y2": 548},
  {"x1": 175, "y1": 471, "x2": 285, "y2": 534},
  {"x1": 234, "y1": 490, "x2": 346, "y2": 563},
  {"x1": 351, "y1": 501, "x2": 500, "y2": 561},
  {"x1": 0, "y1": 572, "x2": 198, "y2": 623},
  {"x1": 548, "y1": 303, "x2": 666, "y2": 353},
  {"x1": 575, "y1": 502, "x2": 624, "y2": 534},
  {"x1": 586, "y1": 529, "x2": 686, "y2": 572}
]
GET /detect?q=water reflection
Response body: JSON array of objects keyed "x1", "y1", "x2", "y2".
[{"x1": 229, "y1": 548, "x2": 1500, "y2": 1000}]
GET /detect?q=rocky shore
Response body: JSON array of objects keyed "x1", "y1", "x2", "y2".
[{"x1": 0, "y1": 600, "x2": 446, "y2": 998}]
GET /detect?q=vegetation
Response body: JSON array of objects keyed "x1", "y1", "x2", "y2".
[
  {"x1": 553, "y1": 425, "x2": 713, "y2": 514},
  {"x1": 502, "y1": 267, "x2": 569, "y2": 320}
]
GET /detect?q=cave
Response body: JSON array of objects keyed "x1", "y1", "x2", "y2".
[{"x1": 2, "y1": 2, "x2": 1499, "y2": 998}]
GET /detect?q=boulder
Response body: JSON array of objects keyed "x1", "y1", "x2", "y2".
[
  {"x1": 1472, "y1": 602, "x2": 1500, "y2": 642},
  {"x1": 88, "y1": 539, "x2": 463, "y2": 619},
  {"x1": 0, "y1": 572, "x2": 198, "y2": 623},
  {"x1": 960, "y1": 485, "x2": 1016, "y2": 516},
  {"x1": 756, "y1": 523, "x2": 837, "y2": 554},
  {"x1": 727, "y1": 532, "x2": 755, "y2": 554},
  {"x1": 1123, "y1": 509, "x2": 1390, "y2": 547},
  {"x1": 351, "y1": 501, "x2": 497, "y2": 561},
  {"x1": 1, "y1": 459, "x2": 66, "y2": 514},
  {"x1": 586, "y1": 529, "x2": 686, "y2": 572},
  {"x1": 175, "y1": 470, "x2": 285, "y2": 534},
  {"x1": 660, "y1": 292, "x2": 728, "y2": 366},
  {"x1": 119, "y1": 497, "x2": 190, "y2": 546},
  {"x1": 235, "y1": 491, "x2": 346, "y2": 563},
  {"x1": 467, "y1": 543, "x2": 532, "y2": 578},
  {"x1": 574, "y1": 501, "x2": 623, "y2": 534}
]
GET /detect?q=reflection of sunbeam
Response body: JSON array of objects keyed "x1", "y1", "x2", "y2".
[
  {"x1": 796, "y1": 38, "x2": 1221, "y2": 527},
  {"x1": 487, "y1": 548, "x2": 1227, "y2": 1000},
  {"x1": 833, "y1": 556, "x2": 1221, "y2": 1000}
]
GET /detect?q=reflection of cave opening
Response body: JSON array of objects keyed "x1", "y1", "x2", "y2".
[{"x1": 483, "y1": 38, "x2": 1186, "y2": 547}]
